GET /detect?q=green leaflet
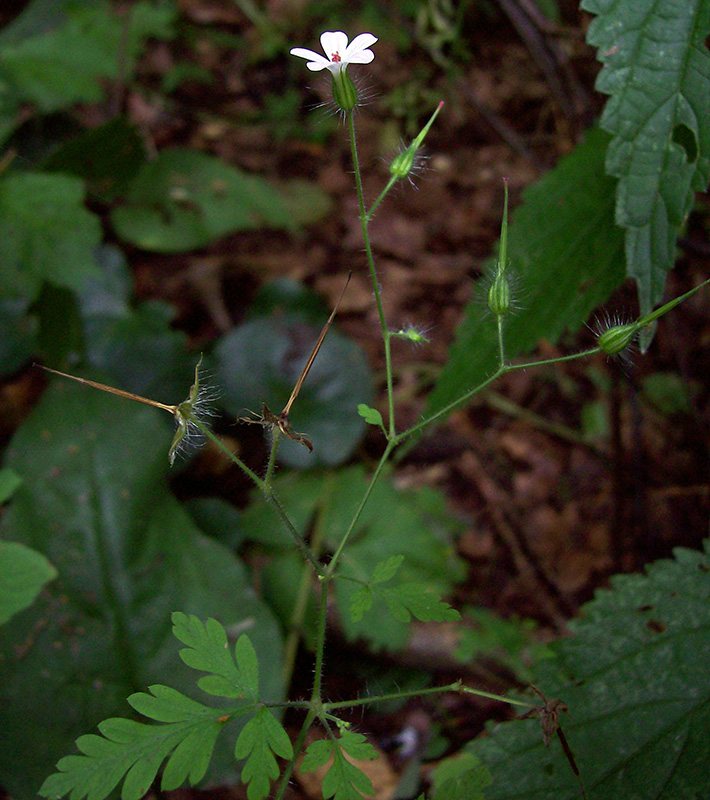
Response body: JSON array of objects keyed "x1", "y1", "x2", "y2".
[
  {"x1": 172, "y1": 613, "x2": 260, "y2": 701},
  {"x1": 235, "y1": 707, "x2": 294, "y2": 800},
  {"x1": 39, "y1": 690, "x2": 228, "y2": 800},
  {"x1": 582, "y1": 0, "x2": 710, "y2": 335},
  {"x1": 301, "y1": 731, "x2": 377, "y2": 800},
  {"x1": 466, "y1": 540, "x2": 710, "y2": 799},
  {"x1": 0, "y1": 540, "x2": 56, "y2": 625}
]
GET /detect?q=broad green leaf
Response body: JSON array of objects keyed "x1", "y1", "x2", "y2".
[
  {"x1": 581, "y1": 0, "x2": 710, "y2": 333},
  {"x1": 0, "y1": 172, "x2": 102, "y2": 300},
  {"x1": 0, "y1": 380, "x2": 283, "y2": 798},
  {"x1": 239, "y1": 466, "x2": 464, "y2": 651},
  {"x1": 0, "y1": 540, "x2": 57, "y2": 625},
  {"x1": 215, "y1": 312, "x2": 372, "y2": 469},
  {"x1": 39, "y1": 689, "x2": 227, "y2": 800},
  {"x1": 467, "y1": 540, "x2": 710, "y2": 799},
  {"x1": 234, "y1": 707, "x2": 293, "y2": 800},
  {"x1": 0, "y1": 1, "x2": 174, "y2": 117},
  {"x1": 111, "y1": 148, "x2": 293, "y2": 252},
  {"x1": 171, "y1": 613, "x2": 260, "y2": 701},
  {"x1": 78, "y1": 247, "x2": 193, "y2": 405},
  {"x1": 427, "y1": 128, "x2": 624, "y2": 422},
  {"x1": 454, "y1": 607, "x2": 549, "y2": 683},
  {"x1": 430, "y1": 752, "x2": 492, "y2": 800},
  {"x1": 44, "y1": 117, "x2": 146, "y2": 201}
]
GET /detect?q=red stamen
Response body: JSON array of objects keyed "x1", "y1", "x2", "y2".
[{"x1": 331, "y1": 52, "x2": 341, "y2": 62}]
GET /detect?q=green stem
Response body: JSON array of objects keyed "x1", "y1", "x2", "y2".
[
  {"x1": 197, "y1": 423, "x2": 264, "y2": 489},
  {"x1": 325, "y1": 440, "x2": 395, "y2": 576},
  {"x1": 366, "y1": 175, "x2": 398, "y2": 221},
  {"x1": 348, "y1": 110, "x2": 396, "y2": 438},
  {"x1": 281, "y1": 472, "x2": 334, "y2": 690},
  {"x1": 325, "y1": 681, "x2": 534, "y2": 710}
]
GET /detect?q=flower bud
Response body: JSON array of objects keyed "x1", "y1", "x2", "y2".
[
  {"x1": 487, "y1": 270, "x2": 511, "y2": 317},
  {"x1": 389, "y1": 101, "x2": 443, "y2": 180},
  {"x1": 597, "y1": 322, "x2": 638, "y2": 356},
  {"x1": 331, "y1": 69, "x2": 358, "y2": 111}
]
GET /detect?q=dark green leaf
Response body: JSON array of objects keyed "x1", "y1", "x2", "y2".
[
  {"x1": 111, "y1": 148, "x2": 293, "y2": 252},
  {"x1": 239, "y1": 467, "x2": 464, "y2": 651},
  {"x1": 0, "y1": 380, "x2": 283, "y2": 797},
  {"x1": 0, "y1": 297, "x2": 38, "y2": 375},
  {"x1": 0, "y1": 540, "x2": 56, "y2": 625},
  {"x1": 0, "y1": 1, "x2": 175, "y2": 116},
  {"x1": 215, "y1": 314, "x2": 372, "y2": 469},
  {"x1": 581, "y1": 0, "x2": 710, "y2": 331},
  {"x1": 44, "y1": 117, "x2": 146, "y2": 201},
  {"x1": 467, "y1": 541, "x2": 710, "y2": 799},
  {"x1": 0, "y1": 172, "x2": 102, "y2": 300},
  {"x1": 427, "y1": 128, "x2": 624, "y2": 423}
]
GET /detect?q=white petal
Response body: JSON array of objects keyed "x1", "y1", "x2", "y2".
[
  {"x1": 343, "y1": 48, "x2": 374, "y2": 65},
  {"x1": 289, "y1": 47, "x2": 330, "y2": 70},
  {"x1": 320, "y1": 31, "x2": 348, "y2": 59},
  {"x1": 343, "y1": 33, "x2": 377, "y2": 59}
]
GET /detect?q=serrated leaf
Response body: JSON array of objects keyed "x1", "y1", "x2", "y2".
[
  {"x1": 171, "y1": 613, "x2": 259, "y2": 701},
  {"x1": 0, "y1": 172, "x2": 102, "y2": 300},
  {"x1": 467, "y1": 540, "x2": 710, "y2": 799},
  {"x1": 372, "y1": 555, "x2": 404, "y2": 584},
  {"x1": 0, "y1": 381, "x2": 283, "y2": 797},
  {"x1": 427, "y1": 127, "x2": 625, "y2": 421},
  {"x1": 39, "y1": 690, "x2": 226, "y2": 800},
  {"x1": 581, "y1": 0, "x2": 710, "y2": 328},
  {"x1": 234, "y1": 707, "x2": 293, "y2": 800}
]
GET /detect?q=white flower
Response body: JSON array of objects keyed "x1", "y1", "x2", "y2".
[{"x1": 290, "y1": 31, "x2": 377, "y2": 73}]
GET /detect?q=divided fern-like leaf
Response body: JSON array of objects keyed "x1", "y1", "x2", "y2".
[
  {"x1": 301, "y1": 731, "x2": 377, "y2": 800},
  {"x1": 349, "y1": 558, "x2": 460, "y2": 624},
  {"x1": 581, "y1": 0, "x2": 710, "y2": 324},
  {"x1": 39, "y1": 687, "x2": 230, "y2": 800},
  {"x1": 171, "y1": 611, "x2": 259, "y2": 700},
  {"x1": 234, "y1": 707, "x2": 293, "y2": 800}
]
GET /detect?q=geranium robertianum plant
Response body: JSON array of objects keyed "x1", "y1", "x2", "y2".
[{"x1": 32, "y1": 25, "x2": 710, "y2": 800}]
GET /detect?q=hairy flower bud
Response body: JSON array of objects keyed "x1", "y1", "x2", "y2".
[
  {"x1": 389, "y1": 101, "x2": 443, "y2": 180},
  {"x1": 487, "y1": 270, "x2": 511, "y2": 317},
  {"x1": 597, "y1": 322, "x2": 638, "y2": 356},
  {"x1": 331, "y1": 68, "x2": 358, "y2": 111}
]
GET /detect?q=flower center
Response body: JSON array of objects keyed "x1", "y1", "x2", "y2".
[{"x1": 331, "y1": 52, "x2": 341, "y2": 62}]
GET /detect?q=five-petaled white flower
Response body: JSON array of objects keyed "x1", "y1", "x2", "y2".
[{"x1": 290, "y1": 31, "x2": 377, "y2": 73}]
